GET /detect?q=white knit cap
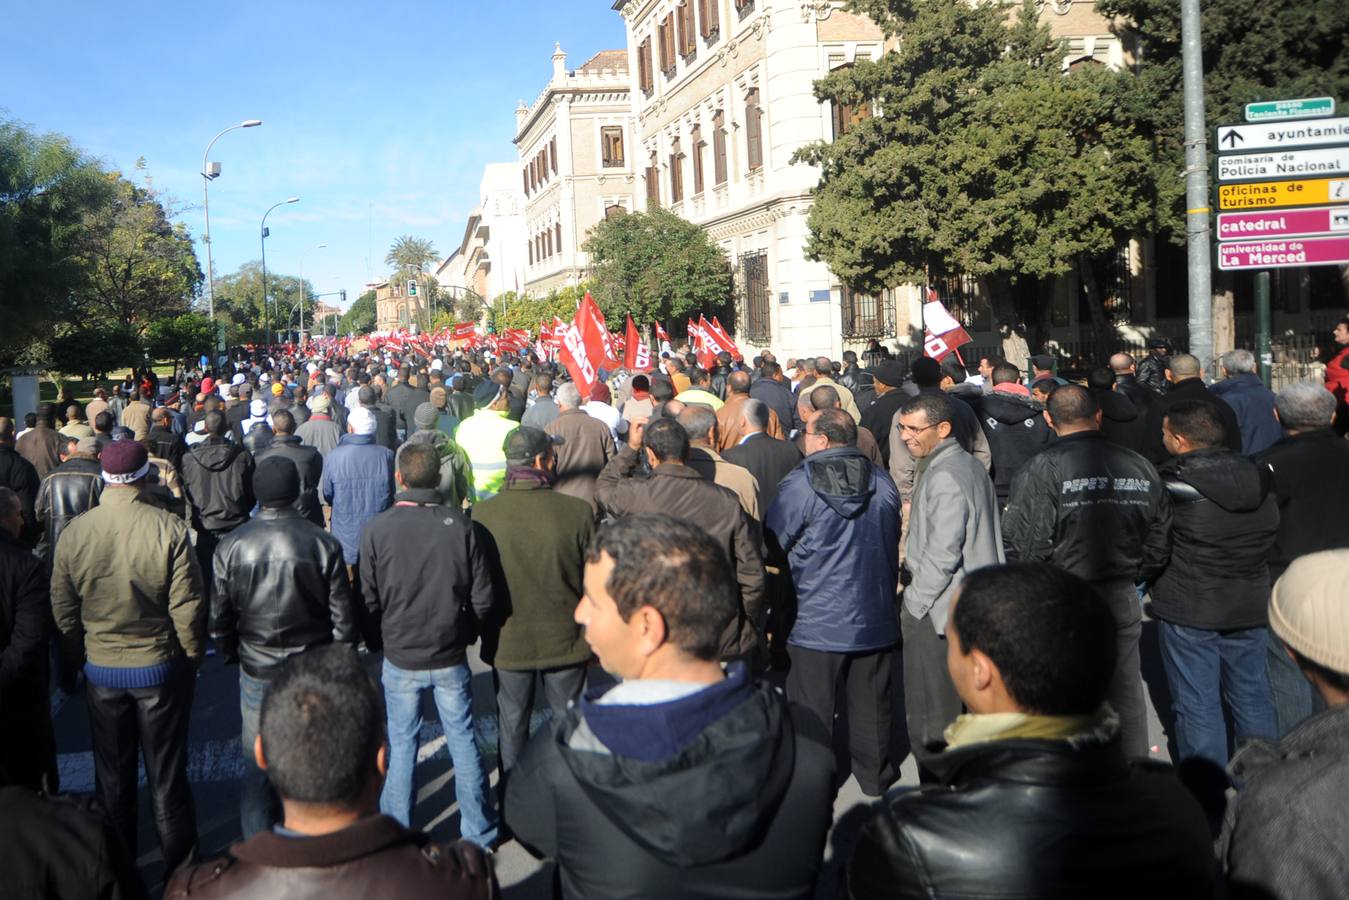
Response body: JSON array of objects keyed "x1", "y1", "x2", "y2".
[
  {"x1": 347, "y1": 406, "x2": 377, "y2": 436},
  {"x1": 1270, "y1": 549, "x2": 1349, "y2": 675}
]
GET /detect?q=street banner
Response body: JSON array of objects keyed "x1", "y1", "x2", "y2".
[
  {"x1": 451, "y1": 322, "x2": 476, "y2": 340},
  {"x1": 922, "y1": 296, "x2": 972, "y2": 362},
  {"x1": 624, "y1": 315, "x2": 652, "y2": 371}
]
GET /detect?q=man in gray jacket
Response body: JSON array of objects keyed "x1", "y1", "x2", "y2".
[{"x1": 899, "y1": 393, "x2": 1003, "y2": 781}]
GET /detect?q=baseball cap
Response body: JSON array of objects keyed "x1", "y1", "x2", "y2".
[{"x1": 503, "y1": 426, "x2": 564, "y2": 462}]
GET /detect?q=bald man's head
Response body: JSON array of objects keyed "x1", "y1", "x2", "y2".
[
  {"x1": 1109, "y1": 353, "x2": 1135, "y2": 374},
  {"x1": 1167, "y1": 354, "x2": 1201, "y2": 381},
  {"x1": 728, "y1": 371, "x2": 751, "y2": 395}
]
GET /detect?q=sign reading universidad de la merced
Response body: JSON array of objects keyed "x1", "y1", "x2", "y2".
[{"x1": 1215, "y1": 98, "x2": 1349, "y2": 271}]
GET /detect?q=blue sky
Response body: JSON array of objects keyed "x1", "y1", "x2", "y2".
[{"x1": 2, "y1": 1, "x2": 627, "y2": 310}]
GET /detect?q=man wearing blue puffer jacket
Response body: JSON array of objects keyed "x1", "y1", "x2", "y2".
[
  {"x1": 321, "y1": 405, "x2": 395, "y2": 599},
  {"x1": 766, "y1": 407, "x2": 900, "y2": 797}
]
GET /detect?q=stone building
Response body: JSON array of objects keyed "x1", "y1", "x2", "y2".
[
  {"x1": 515, "y1": 44, "x2": 639, "y2": 294},
  {"x1": 373, "y1": 279, "x2": 430, "y2": 333}
]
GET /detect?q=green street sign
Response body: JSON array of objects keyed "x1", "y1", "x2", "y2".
[{"x1": 1245, "y1": 97, "x2": 1336, "y2": 123}]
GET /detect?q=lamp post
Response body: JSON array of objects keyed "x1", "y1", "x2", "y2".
[
  {"x1": 200, "y1": 120, "x2": 262, "y2": 320},
  {"x1": 260, "y1": 197, "x2": 299, "y2": 351}
]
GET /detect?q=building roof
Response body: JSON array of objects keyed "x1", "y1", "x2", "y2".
[{"x1": 577, "y1": 49, "x2": 628, "y2": 74}]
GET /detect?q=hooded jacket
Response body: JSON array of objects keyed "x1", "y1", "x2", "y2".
[
  {"x1": 180, "y1": 437, "x2": 256, "y2": 533},
  {"x1": 977, "y1": 390, "x2": 1054, "y2": 504},
  {"x1": 1152, "y1": 448, "x2": 1279, "y2": 630},
  {"x1": 766, "y1": 447, "x2": 899, "y2": 653},
  {"x1": 394, "y1": 429, "x2": 474, "y2": 510},
  {"x1": 504, "y1": 665, "x2": 834, "y2": 900},
  {"x1": 1093, "y1": 388, "x2": 1148, "y2": 454}
]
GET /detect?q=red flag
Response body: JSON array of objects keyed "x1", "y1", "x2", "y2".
[
  {"x1": 707, "y1": 316, "x2": 742, "y2": 361},
  {"x1": 624, "y1": 315, "x2": 652, "y2": 371},
  {"x1": 655, "y1": 322, "x2": 671, "y2": 344},
  {"x1": 557, "y1": 318, "x2": 597, "y2": 399},
  {"x1": 921, "y1": 299, "x2": 972, "y2": 361},
  {"x1": 549, "y1": 316, "x2": 567, "y2": 349},
  {"x1": 694, "y1": 316, "x2": 717, "y2": 369},
  {"x1": 451, "y1": 322, "x2": 476, "y2": 340},
  {"x1": 577, "y1": 292, "x2": 621, "y2": 370}
]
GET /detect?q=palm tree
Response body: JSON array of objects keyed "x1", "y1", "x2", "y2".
[
  {"x1": 385, "y1": 235, "x2": 439, "y2": 278},
  {"x1": 385, "y1": 235, "x2": 440, "y2": 330}
]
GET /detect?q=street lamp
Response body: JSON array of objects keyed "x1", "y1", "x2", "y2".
[
  {"x1": 260, "y1": 197, "x2": 300, "y2": 351},
  {"x1": 296, "y1": 243, "x2": 327, "y2": 344},
  {"x1": 200, "y1": 119, "x2": 262, "y2": 321}
]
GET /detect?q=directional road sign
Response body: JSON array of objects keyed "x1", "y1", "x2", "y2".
[
  {"x1": 1217, "y1": 235, "x2": 1349, "y2": 271},
  {"x1": 1217, "y1": 146, "x2": 1349, "y2": 183},
  {"x1": 1217, "y1": 206, "x2": 1349, "y2": 241},
  {"x1": 1245, "y1": 98, "x2": 1336, "y2": 123},
  {"x1": 1217, "y1": 178, "x2": 1349, "y2": 211},
  {"x1": 1216, "y1": 117, "x2": 1349, "y2": 153}
]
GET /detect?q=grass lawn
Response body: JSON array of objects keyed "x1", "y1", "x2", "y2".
[{"x1": 1, "y1": 365, "x2": 180, "y2": 419}]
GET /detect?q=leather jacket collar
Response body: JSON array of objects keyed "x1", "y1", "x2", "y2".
[
  {"x1": 232, "y1": 814, "x2": 416, "y2": 869},
  {"x1": 255, "y1": 506, "x2": 303, "y2": 521},
  {"x1": 394, "y1": 487, "x2": 443, "y2": 505}
]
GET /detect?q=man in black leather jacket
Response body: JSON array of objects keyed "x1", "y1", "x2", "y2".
[
  {"x1": 210, "y1": 455, "x2": 358, "y2": 837},
  {"x1": 847, "y1": 564, "x2": 1215, "y2": 899},
  {"x1": 35, "y1": 435, "x2": 103, "y2": 563},
  {"x1": 1002, "y1": 385, "x2": 1171, "y2": 759}
]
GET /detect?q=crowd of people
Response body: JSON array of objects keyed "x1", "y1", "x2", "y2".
[{"x1": 1, "y1": 320, "x2": 1348, "y2": 898}]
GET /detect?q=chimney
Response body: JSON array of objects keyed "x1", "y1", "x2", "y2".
[
  {"x1": 515, "y1": 99, "x2": 529, "y2": 130},
  {"x1": 552, "y1": 42, "x2": 567, "y2": 83}
]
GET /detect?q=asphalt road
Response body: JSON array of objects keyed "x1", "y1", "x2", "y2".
[{"x1": 52, "y1": 618, "x2": 1175, "y2": 899}]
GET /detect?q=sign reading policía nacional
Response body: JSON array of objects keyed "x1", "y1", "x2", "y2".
[
  {"x1": 1217, "y1": 235, "x2": 1349, "y2": 271},
  {"x1": 1217, "y1": 206, "x2": 1349, "y2": 240},
  {"x1": 1217, "y1": 147, "x2": 1349, "y2": 183},
  {"x1": 1216, "y1": 116, "x2": 1349, "y2": 152}
]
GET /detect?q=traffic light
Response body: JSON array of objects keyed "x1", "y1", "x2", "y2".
[
  {"x1": 407, "y1": 279, "x2": 418, "y2": 297},
  {"x1": 340, "y1": 289, "x2": 347, "y2": 304}
]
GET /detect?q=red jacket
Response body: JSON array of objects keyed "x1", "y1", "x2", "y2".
[{"x1": 1325, "y1": 346, "x2": 1349, "y2": 404}]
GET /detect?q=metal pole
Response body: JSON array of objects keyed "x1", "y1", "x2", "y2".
[
  {"x1": 260, "y1": 223, "x2": 269, "y2": 351},
  {"x1": 1180, "y1": 0, "x2": 1213, "y2": 375},
  {"x1": 202, "y1": 171, "x2": 214, "y2": 319},
  {"x1": 1255, "y1": 271, "x2": 1272, "y2": 386}
]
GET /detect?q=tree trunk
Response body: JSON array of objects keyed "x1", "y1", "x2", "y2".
[{"x1": 1077, "y1": 254, "x2": 1111, "y2": 366}]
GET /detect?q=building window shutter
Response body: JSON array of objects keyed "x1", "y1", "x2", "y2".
[
  {"x1": 528, "y1": 241, "x2": 534, "y2": 264},
  {"x1": 670, "y1": 138, "x2": 684, "y2": 203},
  {"x1": 735, "y1": 0, "x2": 754, "y2": 14},
  {"x1": 523, "y1": 168, "x2": 529, "y2": 195},
  {"x1": 713, "y1": 110, "x2": 727, "y2": 186},
  {"x1": 699, "y1": 0, "x2": 719, "y2": 39},
  {"x1": 678, "y1": 2, "x2": 696, "y2": 56},
  {"x1": 660, "y1": 14, "x2": 676, "y2": 73},
  {"x1": 646, "y1": 155, "x2": 661, "y2": 208},
  {"x1": 639, "y1": 38, "x2": 653, "y2": 92},
  {"x1": 601, "y1": 126, "x2": 625, "y2": 168},
  {"x1": 550, "y1": 138, "x2": 557, "y2": 174},
  {"x1": 691, "y1": 125, "x2": 705, "y2": 194},
  {"x1": 745, "y1": 89, "x2": 763, "y2": 171},
  {"x1": 555, "y1": 222, "x2": 562, "y2": 252}
]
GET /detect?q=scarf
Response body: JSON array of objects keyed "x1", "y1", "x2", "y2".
[
  {"x1": 993, "y1": 382, "x2": 1031, "y2": 398},
  {"x1": 505, "y1": 465, "x2": 556, "y2": 487},
  {"x1": 943, "y1": 705, "x2": 1110, "y2": 750}
]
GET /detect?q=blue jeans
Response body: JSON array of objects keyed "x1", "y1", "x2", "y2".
[
  {"x1": 239, "y1": 670, "x2": 281, "y2": 838},
  {"x1": 380, "y1": 659, "x2": 497, "y2": 847},
  {"x1": 1266, "y1": 634, "x2": 1327, "y2": 736},
  {"x1": 1158, "y1": 622, "x2": 1278, "y2": 767}
]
